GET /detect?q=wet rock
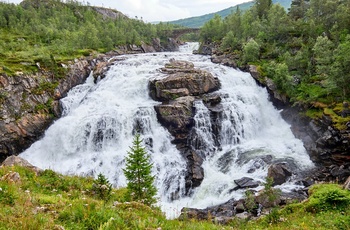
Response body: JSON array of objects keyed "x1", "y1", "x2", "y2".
[
  {"x1": 343, "y1": 176, "x2": 350, "y2": 190},
  {"x1": 154, "y1": 96, "x2": 195, "y2": 142},
  {"x1": 267, "y1": 163, "x2": 293, "y2": 186},
  {"x1": 150, "y1": 60, "x2": 220, "y2": 102},
  {"x1": 232, "y1": 177, "x2": 260, "y2": 191},
  {"x1": 179, "y1": 207, "x2": 209, "y2": 220},
  {"x1": 141, "y1": 42, "x2": 156, "y2": 53},
  {"x1": 329, "y1": 165, "x2": 350, "y2": 182},
  {"x1": 92, "y1": 61, "x2": 111, "y2": 82},
  {"x1": 211, "y1": 54, "x2": 237, "y2": 68},
  {"x1": 149, "y1": 60, "x2": 222, "y2": 192},
  {"x1": 179, "y1": 198, "x2": 237, "y2": 221},
  {"x1": 165, "y1": 59, "x2": 194, "y2": 69}
]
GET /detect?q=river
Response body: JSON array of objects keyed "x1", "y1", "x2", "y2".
[{"x1": 20, "y1": 43, "x2": 314, "y2": 218}]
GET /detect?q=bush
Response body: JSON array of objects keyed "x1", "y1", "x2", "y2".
[
  {"x1": 242, "y1": 39, "x2": 260, "y2": 63},
  {"x1": 91, "y1": 173, "x2": 112, "y2": 201},
  {"x1": 306, "y1": 184, "x2": 350, "y2": 213}
]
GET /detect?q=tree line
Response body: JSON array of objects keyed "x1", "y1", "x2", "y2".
[
  {"x1": 0, "y1": 0, "x2": 177, "y2": 74},
  {"x1": 200, "y1": 0, "x2": 350, "y2": 106}
]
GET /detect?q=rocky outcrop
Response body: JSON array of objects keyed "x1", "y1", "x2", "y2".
[
  {"x1": 149, "y1": 59, "x2": 221, "y2": 193},
  {"x1": 154, "y1": 96, "x2": 195, "y2": 142},
  {"x1": 150, "y1": 59, "x2": 220, "y2": 102},
  {"x1": 179, "y1": 189, "x2": 307, "y2": 223},
  {"x1": 1, "y1": 155, "x2": 42, "y2": 175},
  {"x1": 0, "y1": 57, "x2": 92, "y2": 162},
  {"x1": 267, "y1": 163, "x2": 293, "y2": 186},
  {"x1": 231, "y1": 177, "x2": 260, "y2": 191}
]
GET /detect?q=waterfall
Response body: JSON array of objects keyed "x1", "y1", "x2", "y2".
[{"x1": 20, "y1": 43, "x2": 313, "y2": 218}]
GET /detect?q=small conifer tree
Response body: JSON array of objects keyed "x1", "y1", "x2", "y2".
[{"x1": 123, "y1": 134, "x2": 157, "y2": 205}]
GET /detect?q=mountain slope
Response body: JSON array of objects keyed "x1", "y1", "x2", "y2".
[{"x1": 168, "y1": 0, "x2": 292, "y2": 28}]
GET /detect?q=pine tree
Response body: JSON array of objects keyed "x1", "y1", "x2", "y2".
[{"x1": 123, "y1": 134, "x2": 157, "y2": 205}]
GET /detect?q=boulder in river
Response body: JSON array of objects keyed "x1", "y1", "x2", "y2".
[
  {"x1": 231, "y1": 177, "x2": 260, "y2": 191},
  {"x1": 149, "y1": 59, "x2": 220, "y2": 101},
  {"x1": 267, "y1": 162, "x2": 293, "y2": 186}
]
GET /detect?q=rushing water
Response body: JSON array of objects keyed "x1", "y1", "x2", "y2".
[{"x1": 20, "y1": 43, "x2": 313, "y2": 218}]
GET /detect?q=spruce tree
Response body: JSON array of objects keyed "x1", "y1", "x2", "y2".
[{"x1": 123, "y1": 134, "x2": 157, "y2": 205}]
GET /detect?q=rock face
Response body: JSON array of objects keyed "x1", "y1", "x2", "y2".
[
  {"x1": 0, "y1": 58, "x2": 92, "y2": 162},
  {"x1": 154, "y1": 96, "x2": 195, "y2": 142},
  {"x1": 149, "y1": 59, "x2": 221, "y2": 193},
  {"x1": 267, "y1": 163, "x2": 293, "y2": 186}
]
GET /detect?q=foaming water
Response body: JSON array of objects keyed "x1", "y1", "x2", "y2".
[{"x1": 21, "y1": 42, "x2": 313, "y2": 218}]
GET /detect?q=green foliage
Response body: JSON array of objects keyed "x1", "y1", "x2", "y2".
[
  {"x1": 242, "y1": 39, "x2": 260, "y2": 63},
  {"x1": 221, "y1": 31, "x2": 240, "y2": 52},
  {"x1": 264, "y1": 207, "x2": 281, "y2": 224},
  {"x1": 262, "y1": 177, "x2": 281, "y2": 204},
  {"x1": 0, "y1": 1, "x2": 178, "y2": 75},
  {"x1": 0, "y1": 182, "x2": 17, "y2": 206},
  {"x1": 306, "y1": 184, "x2": 350, "y2": 213},
  {"x1": 200, "y1": 14, "x2": 224, "y2": 42},
  {"x1": 199, "y1": 0, "x2": 350, "y2": 118},
  {"x1": 123, "y1": 134, "x2": 157, "y2": 206},
  {"x1": 254, "y1": 0, "x2": 273, "y2": 19},
  {"x1": 1, "y1": 165, "x2": 350, "y2": 229},
  {"x1": 244, "y1": 190, "x2": 257, "y2": 213},
  {"x1": 91, "y1": 173, "x2": 112, "y2": 201}
]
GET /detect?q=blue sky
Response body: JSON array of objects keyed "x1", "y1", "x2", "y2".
[{"x1": 6, "y1": 0, "x2": 249, "y2": 22}]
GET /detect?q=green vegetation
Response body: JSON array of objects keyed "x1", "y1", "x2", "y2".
[
  {"x1": 0, "y1": 0, "x2": 178, "y2": 75},
  {"x1": 123, "y1": 134, "x2": 157, "y2": 206},
  {"x1": 0, "y1": 165, "x2": 349, "y2": 229},
  {"x1": 91, "y1": 173, "x2": 112, "y2": 202},
  {"x1": 199, "y1": 0, "x2": 350, "y2": 129},
  {"x1": 168, "y1": 0, "x2": 291, "y2": 28}
]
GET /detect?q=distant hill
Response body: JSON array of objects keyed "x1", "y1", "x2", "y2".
[{"x1": 168, "y1": 0, "x2": 292, "y2": 28}]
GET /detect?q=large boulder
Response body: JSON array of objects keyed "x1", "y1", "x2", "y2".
[
  {"x1": 1, "y1": 155, "x2": 42, "y2": 175},
  {"x1": 150, "y1": 59, "x2": 220, "y2": 101},
  {"x1": 267, "y1": 163, "x2": 293, "y2": 186},
  {"x1": 232, "y1": 177, "x2": 260, "y2": 191}
]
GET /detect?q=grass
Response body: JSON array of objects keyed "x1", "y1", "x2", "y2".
[{"x1": 1, "y1": 165, "x2": 350, "y2": 229}]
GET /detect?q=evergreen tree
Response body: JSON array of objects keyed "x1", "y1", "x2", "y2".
[
  {"x1": 255, "y1": 0, "x2": 272, "y2": 19},
  {"x1": 123, "y1": 134, "x2": 157, "y2": 205}
]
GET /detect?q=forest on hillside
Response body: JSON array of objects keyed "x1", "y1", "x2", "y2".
[
  {"x1": 0, "y1": 0, "x2": 177, "y2": 75},
  {"x1": 200, "y1": 0, "x2": 350, "y2": 125}
]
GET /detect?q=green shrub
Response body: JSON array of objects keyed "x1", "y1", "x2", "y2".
[
  {"x1": 91, "y1": 173, "x2": 112, "y2": 201},
  {"x1": 306, "y1": 184, "x2": 350, "y2": 213},
  {"x1": 242, "y1": 39, "x2": 260, "y2": 63}
]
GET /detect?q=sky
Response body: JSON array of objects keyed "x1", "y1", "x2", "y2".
[{"x1": 6, "y1": 0, "x2": 250, "y2": 22}]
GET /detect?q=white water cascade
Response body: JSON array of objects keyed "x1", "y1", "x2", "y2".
[{"x1": 20, "y1": 43, "x2": 314, "y2": 218}]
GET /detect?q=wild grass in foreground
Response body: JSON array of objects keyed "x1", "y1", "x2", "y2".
[{"x1": 0, "y1": 165, "x2": 349, "y2": 230}]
